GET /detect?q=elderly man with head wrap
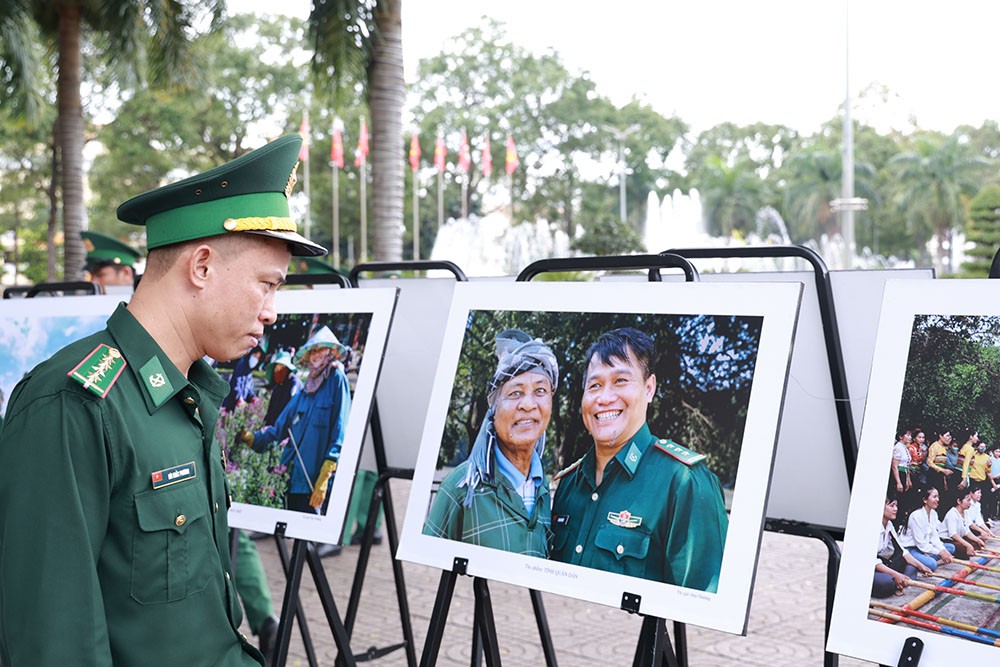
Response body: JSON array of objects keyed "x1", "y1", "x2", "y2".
[{"x1": 423, "y1": 329, "x2": 559, "y2": 556}]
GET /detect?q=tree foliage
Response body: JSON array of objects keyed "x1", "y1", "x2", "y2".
[
  {"x1": 439, "y1": 310, "x2": 763, "y2": 488},
  {"x1": 898, "y1": 315, "x2": 1000, "y2": 446}
]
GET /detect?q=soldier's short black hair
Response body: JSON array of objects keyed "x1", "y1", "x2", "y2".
[{"x1": 583, "y1": 327, "x2": 655, "y2": 381}]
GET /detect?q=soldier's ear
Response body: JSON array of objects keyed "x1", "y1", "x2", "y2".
[
  {"x1": 187, "y1": 244, "x2": 214, "y2": 288},
  {"x1": 645, "y1": 373, "x2": 656, "y2": 400}
]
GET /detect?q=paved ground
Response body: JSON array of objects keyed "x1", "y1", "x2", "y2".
[{"x1": 243, "y1": 479, "x2": 874, "y2": 666}]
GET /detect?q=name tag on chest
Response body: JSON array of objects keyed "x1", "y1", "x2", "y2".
[{"x1": 151, "y1": 461, "x2": 197, "y2": 490}]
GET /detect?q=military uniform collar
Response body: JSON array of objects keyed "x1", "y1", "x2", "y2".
[
  {"x1": 610, "y1": 423, "x2": 654, "y2": 480},
  {"x1": 106, "y1": 303, "x2": 227, "y2": 413}
]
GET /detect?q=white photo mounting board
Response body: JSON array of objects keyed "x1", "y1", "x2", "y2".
[
  {"x1": 397, "y1": 280, "x2": 801, "y2": 634},
  {"x1": 226, "y1": 287, "x2": 398, "y2": 544},
  {"x1": 829, "y1": 279, "x2": 1000, "y2": 664}
]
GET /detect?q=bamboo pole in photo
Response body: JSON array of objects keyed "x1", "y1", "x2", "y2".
[{"x1": 359, "y1": 160, "x2": 367, "y2": 263}]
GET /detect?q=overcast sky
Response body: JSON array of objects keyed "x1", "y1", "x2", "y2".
[
  {"x1": 400, "y1": 1, "x2": 999, "y2": 135},
  {"x1": 243, "y1": 0, "x2": 998, "y2": 136}
]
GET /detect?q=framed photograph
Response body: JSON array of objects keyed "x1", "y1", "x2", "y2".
[
  {"x1": 830, "y1": 279, "x2": 1000, "y2": 663},
  {"x1": 0, "y1": 295, "x2": 121, "y2": 414},
  {"x1": 220, "y1": 288, "x2": 398, "y2": 544},
  {"x1": 397, "y1": 280, "x2": 801, "y2": 634}
]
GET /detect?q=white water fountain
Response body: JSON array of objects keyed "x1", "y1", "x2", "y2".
[{"x1": 429, "y1": 210, "x2": 571, "y2": 277}]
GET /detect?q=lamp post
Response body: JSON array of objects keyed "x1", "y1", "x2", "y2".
[
  {"x1": 835, "y1": 0, "x2": 868, "y2": 268},
  {"x1": 601, "y1": 123, "x2": 641, "y2": 223}
]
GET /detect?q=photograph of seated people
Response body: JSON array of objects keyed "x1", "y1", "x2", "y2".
[
  {"x1": 873, "y1": 494, "x2": 933, "y2": 598},
  {"x1": 549, "y1": 328, "x2": 729, "y2": 593},
  {"x1": 423, "y1": 329, "x2": 558, "y2": 557}
]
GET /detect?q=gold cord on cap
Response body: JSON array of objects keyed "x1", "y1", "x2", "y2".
[{"x1": 223, "y1": 217, "x2": 298, "y2": 233}]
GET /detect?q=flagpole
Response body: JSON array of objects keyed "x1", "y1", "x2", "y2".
[
  {"x1": 413, "y1": 176, "x2": 420, "y2": 260},
  {"x1": 330, "y1": 118, "x2": 344, "y2": 269},
  {"x1": 302, "y1": 111, "x2": 312, "y2": 239},
  {"x1": 332, "y1": 162, "x2": 340, "y2": 268},
  {"x1": 437, "y1": 169, "x2": 443, "y2": 230},
  {"x1": 359, "y1": 117, "x2": 368, "y2": 263}
]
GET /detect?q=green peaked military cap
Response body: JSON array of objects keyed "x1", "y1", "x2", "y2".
[
  {"x1": 116, "y1": 134, "x2": 327, "y2": 257},
  {"x1": 294, "y1": 256, "x2": 343, "y2": 275},
  {"x1": 81, "y1": 230, "x2": 141, "y2": 267}
]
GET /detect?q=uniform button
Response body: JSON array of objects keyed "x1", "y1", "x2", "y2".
[
  {"x1": 575, "y1": 544, "x2": 583, "y2": 554},
  {"x1": 225, "y1": 572, "x2": 231, "y2": 582},
  {"x1": 240, "y1": 632, "x2": 248, "y2": 642},
  {"x1": 591, "y1": 492, "x2": 599, "y2": 501},
  {"x1": 183, "y1": 396, "x2": 195, "y2": 405},
  {"x1": 174, "y1": 514, "x2": 186, "y2": 527},
  {"x1": 616, "y1": 544, "x2": 625, "y2": 555},
  {"x1": 214, "y1": 501, "x2": 219, "y2": 512}
]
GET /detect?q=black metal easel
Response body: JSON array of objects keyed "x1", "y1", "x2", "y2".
[
  {"x1": 665, "y1": 245, "x2": 855, "y2": 667},
  {"x1": 515, "y1": 253, "x2": 700, "y2": 667},
  {"x1": 3, "y1": 280, "x2": 100, "y2": 298},
  {"x1": 345, "y1": 260, "x2": 468, "y2": 667}
]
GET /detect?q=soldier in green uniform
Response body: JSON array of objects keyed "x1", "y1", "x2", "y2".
[
  {"x1": 550, "y1": 327, "x2": 729, "y2": 593},
  {"x1": 0, "y1": 134, "x2": 326, "y2": 666},
  {"x1": 81, "y1": 229, "x2": 142, "y2": 288}
]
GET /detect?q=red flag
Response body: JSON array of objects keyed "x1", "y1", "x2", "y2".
[
  {"x1": 505, "y1": 133, "x2": 519, "y2": 175},
  {"x1": 357, "y1": 117, "x2": 369, "y2": 159},
  {"x1": 434, "y1": 132, "x2": 446, "y2": 173},
  {"x1": 408, "y1": 132, "x2": 421, "y2": 172},
  {"x1": 481, "y1": 132, "x2": 492, "y2": 178},
  {"x1": 330, "y1": 123, "x2": 344, "y2": 168},
  {"x1": 298, "y1": 114, "x2": 310, "y2": 162},
  {"x1": 457, "y1": 129, "x2": 471, "y2": 173}
]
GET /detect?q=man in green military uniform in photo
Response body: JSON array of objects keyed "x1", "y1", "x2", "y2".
[
  {"x1": 0, "y1": 134, "x2": 326, "y2": 666},
  {"x1": 81, "y1": 229, "x2": 142, "y2": 289},
  {"x1": 550, "y1": 327, "x2": 729, "y2": 593}
]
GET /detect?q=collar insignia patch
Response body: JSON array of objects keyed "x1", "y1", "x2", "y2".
[
  {"x1": 139, "y1": 356, "x2": 174, "y2": 407},
  {"x1": 67, "y1": 344, "x2": 127, "y2": 398}
]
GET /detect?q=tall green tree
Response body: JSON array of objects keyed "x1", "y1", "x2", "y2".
[
  {"x1": 961, "y1": 183, "x2": 1000, "y2": 277},
  {"x1": 0, "y1": 0, "x2": 221, "y2": 280},
  {"x1": 890, "y1": 134, "x2": 991, "y2": 274},
  {"x1": 308, "y1": 0, "x2": 404, "y2": 263}
]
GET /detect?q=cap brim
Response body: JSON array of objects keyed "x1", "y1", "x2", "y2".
[{"x1": 245, "y1": 229, "x2": 328, "y2": 257}]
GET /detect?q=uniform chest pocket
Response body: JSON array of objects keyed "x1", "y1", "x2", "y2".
[
  {"x1": 131, "y1": 482, "x2": 213, "y2": 604},
  {"x1": 595, "y1": 524, "x2": 651, "y2": 561}
]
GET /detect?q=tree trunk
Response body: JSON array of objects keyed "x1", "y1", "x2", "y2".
[
  {"x1": 369, "y1": 0, "x2": 404, "y2": 262},
  {"x1": 47, "y1": 131, "x2": 60, "y2": 281},
  {"x1": 57, "y1": 4, "x2": 86, "y2": 280}
]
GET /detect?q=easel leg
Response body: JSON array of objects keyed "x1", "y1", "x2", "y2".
[
  {"x1": 272, "y1": 535, "x2": 318, "y2": 667},
  {"x1": 381, "y1": 475, "x2": 419, "y2": 667},
  {"x1": 672, "y1": 622, "x2": 687, "y2": 667},
  {"x1": 473, "y1": 578, "x2": 502, "y2": 667},
  {"x1": 632, "y1": 617, "x2": 678, "y2": 667},
  {"x1": 304, "y1": 542, "x2": 358, "y2": 667},
  {"x1": 419, "y1": 569, "x2": 459, "y2": 667},
  {"x1": 529, "y1": 589, "x2": 558, "y2": 667}
]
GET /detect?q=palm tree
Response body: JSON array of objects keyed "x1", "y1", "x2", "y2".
[
  {"x1": 697, "y1": 157, "x2": 772, "y2": 239},
  {"x1": 308, "y1": 0, "x2": 404, "y2": 263},
  {"x1": 890, "y1": 134, "x2": 991, "y2": 274},
  {"x1": 0, "y1": 0, "x2": 219, "y2": 280}
]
